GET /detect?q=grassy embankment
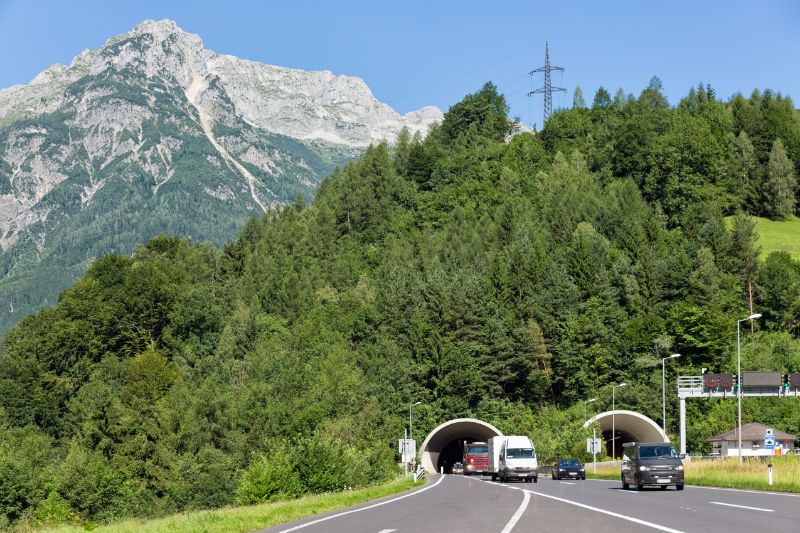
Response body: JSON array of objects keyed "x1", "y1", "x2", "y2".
[
  {"x1": 730, "y1": 215, "x2": 800, "y2": 261},
  {"x1": 28, "y1": 476, "x2": 423, "y2": 533},
  {"x1": 587, "y1": 455, "x2": 800, "y2": 492}
]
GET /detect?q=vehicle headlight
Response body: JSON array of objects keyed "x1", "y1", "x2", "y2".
[
  {"x1": 639, "y1": 465, "x2": 649, "y2": 472},
  {"x1": 579, "y1": 468, "x2": 585, "y2": 471},
  {"x1": 676, "y1": 465, "x2": 684, "y2": 471}
]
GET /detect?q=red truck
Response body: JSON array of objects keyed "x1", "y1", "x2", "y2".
[{"x1": 463, "y1": 441, "x2": 489, "y2": 475}]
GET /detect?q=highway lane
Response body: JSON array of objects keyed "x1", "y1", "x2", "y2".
[
  {"x1": 258, "y1": 473, "x2": 800, "y2": 532},
  {"x1": 484, "y1": 475, "x2": 800, "y2": 532}
]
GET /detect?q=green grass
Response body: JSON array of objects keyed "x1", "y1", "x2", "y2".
[
  {"x1": 29, "y1": 476, "x2": 423, "y2": 533},
  {"x1": 685, "y1": 455, "x2": 800, "y2": 493},
  {"x1": 748, "y1": 216, "x2": 800, "y2": 261},
  {"x1": 588, "y1": 456, "x2": 800, "y2": 493}
]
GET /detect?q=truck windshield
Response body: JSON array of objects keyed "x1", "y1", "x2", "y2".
[
  {"x1": 639, "y1": 445, "x2": 678, "y2": 458},
  {"x1": 467, "y1": 445, "x2": 488, "y2": 454},
  {"x1": 506, "y1": 448, "x2": 535, "y2": 458}
]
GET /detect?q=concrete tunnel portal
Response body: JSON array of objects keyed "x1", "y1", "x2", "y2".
[
  {"x1": 583, "y1": 410, "x2": 669, "y2": 459},
  {"x1": 419, "y1": 418, "x2": 503, "y2": 473}
]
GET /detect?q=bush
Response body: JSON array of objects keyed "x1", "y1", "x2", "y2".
[
  {"x1": 294, "y1": 437, "x2": 369, "y2": 493},
  {"x1": 28, "y1": 490, "x2": 78, "y2": 528},
  {"x1": 54, "y1": 442, "x2": 139, "y2": 522},
  {"x1": 0, "y1": 426, "x2": 53, "y2": 525},
  {"x1": 236, "y1": 447, "x2": 302, "y2": 505}
]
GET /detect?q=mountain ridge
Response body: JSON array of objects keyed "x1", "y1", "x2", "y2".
[{"x1": 0, "y1": 18, "x2": 442, "y2": 332}]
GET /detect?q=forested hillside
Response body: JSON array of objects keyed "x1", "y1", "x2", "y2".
[{"x1": 1, "y1": 80, "x2": 800, "y2": 528}]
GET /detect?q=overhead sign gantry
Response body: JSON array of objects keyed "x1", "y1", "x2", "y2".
[{"x1": 676, "y1": 372, "x2": 800, "y2": 455}]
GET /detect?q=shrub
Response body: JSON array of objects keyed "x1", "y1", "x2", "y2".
[
  {"x1": 28, "y1": 490, "x2": 78, "y2": 528},
  {"x1": 236, "y1": 448, "x2": 302, "y2": 505},
  {"x1": 0, "y1": 426, "x2": 53, "y2": 524}
]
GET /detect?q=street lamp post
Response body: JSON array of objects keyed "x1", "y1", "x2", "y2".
[
  {"x1": 612, "y1": 383, "x2": 627, "y2": 461},
  {"x1": 662, "y1": 353, "x2": 681, "y2": 434},
  {"x1": 584, "y1": 397, "x2": 597, "y2": 473},
  {"x1": 409, "y1": 401, "x2": 422, "y2": 441},
  {"x1": 737, "y1": 314, "x2": 761, "y2": 465}
]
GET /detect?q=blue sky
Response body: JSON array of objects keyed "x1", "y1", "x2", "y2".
[{"x1": 1, "y1": 0, "x2": 798, "y2": 128}]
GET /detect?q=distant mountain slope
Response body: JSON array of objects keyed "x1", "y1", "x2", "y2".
[{"x1": 0, "y1": 19, "x2": 442, "y2": 332}]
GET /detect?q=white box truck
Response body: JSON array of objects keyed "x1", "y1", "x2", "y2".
[{"x1": 488, "y1": 435, "x2": 538, "y2": 483}]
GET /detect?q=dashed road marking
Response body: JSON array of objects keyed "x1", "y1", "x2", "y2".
[{"x1": 709, "y1": 501, "x2": 774, "y2": 512}]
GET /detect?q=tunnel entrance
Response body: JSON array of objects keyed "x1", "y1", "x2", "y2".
[
  {"x1": 419, "y1": 418, "x2": 503, "y2": 473},
  {"x1": 602, "y1": 429, "x2": 638, "y2": 459},
  {"x1": 583, "y1": 410, "x2": 668, "y2": 459}
]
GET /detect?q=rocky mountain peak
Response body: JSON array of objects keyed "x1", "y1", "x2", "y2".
[{"x1": 0, "y1": 19, "x2": 442, "y2": 331}]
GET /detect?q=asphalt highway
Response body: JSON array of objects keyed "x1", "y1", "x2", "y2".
[{"x1": 258, "y1": 473, "x2": 800, "y2": 533}]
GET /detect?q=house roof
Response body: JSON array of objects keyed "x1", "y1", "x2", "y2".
[{"x1": 706, "y1": 422, "x2": 798, "y2": 442}]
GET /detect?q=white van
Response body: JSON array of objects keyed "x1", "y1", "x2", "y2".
[{"x1": 492, "y1": 435, "x2": 537, "y2": 483}]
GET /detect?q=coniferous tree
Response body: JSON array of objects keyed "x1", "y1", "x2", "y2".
[
  {"x1": 592, "y1": 87, "x2": 611, "y2": 109},
  {"x1": 573, "y1": 86, "x2": 587, "y2": 109},
  {"x1": 764, "y1": 138, "x2": 796, "y2": 219}
]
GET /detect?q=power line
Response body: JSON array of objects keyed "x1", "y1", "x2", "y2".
[
  {"x1": 385, "y1": 47, "x2": 533, "y2": 104},
  {"x1": 527, "y1": 42, "x2": 566, "y2": 125}
]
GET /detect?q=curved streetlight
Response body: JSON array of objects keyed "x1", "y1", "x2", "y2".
[
  {"x1": 584, "y1": 397, "x2": 597, "y2": 423},
  {"x1": 612, "y1": 383, "x2": 627, "y2": 461},
  {"x1": 737, "y1": 313, "x2": 761, "y2": 465},
  {"x1": 662, "y1": 353, "x2": 681, "y2": 433},
  {"x1": 409, "y1": 401, "x2": 422, "y2": 441}
]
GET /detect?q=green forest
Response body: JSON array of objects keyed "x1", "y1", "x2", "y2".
[{"x1": 1, "y1": 79, "x2": 800, "y2": 528}]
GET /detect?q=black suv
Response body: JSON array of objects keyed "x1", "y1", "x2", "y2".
[{"x1": 621, "y1": 442, "x2": 684, "y2": 491}]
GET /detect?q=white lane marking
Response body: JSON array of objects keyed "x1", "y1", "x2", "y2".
[
  {"x1": 483, "y1": 480, "x2": 685, "y2": 533},
  {"x1": 377, "y1": 530, "x2": 397, "y2": 533},
  {"x1": 588, "y1": 478, "x2": 800, "y2": 498},
  {"x1": 560, "y1": 481, "x2": 576, "y2": 485},
  {"x1": 501, "y1": 490, "x2": 530, "y2": 533},
  {"x1": 276, "y1": 475, "x2": 446, "y2": 532},
  {"x1": 709, "y1": 501, "x2": 774, "y2": 512}
]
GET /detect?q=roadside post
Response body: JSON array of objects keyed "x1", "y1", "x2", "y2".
[{"x1": 768, "y1": 463, "x2": 773, "y2": 486}]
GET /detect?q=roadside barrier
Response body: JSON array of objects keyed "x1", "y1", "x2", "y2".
[{"x1": 414, "y1": 465, "x2": 427, "y2": 483}]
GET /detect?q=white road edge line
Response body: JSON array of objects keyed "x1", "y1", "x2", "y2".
[
  {"x1": 709, "y1": 501, "x2": 774, "y2": 512},
  {"x1": 560, "y1": 482, "x2": 576, "y2": 485},
  {"x1": 501, "y1": 490, "x2": 530, "y2": 533},
  {"x1": 276, "y1": 475, "x2": 446, "y2": 532},
  {"x1": 483, "y1": 480, "x2": 685, "y2": 533}
]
